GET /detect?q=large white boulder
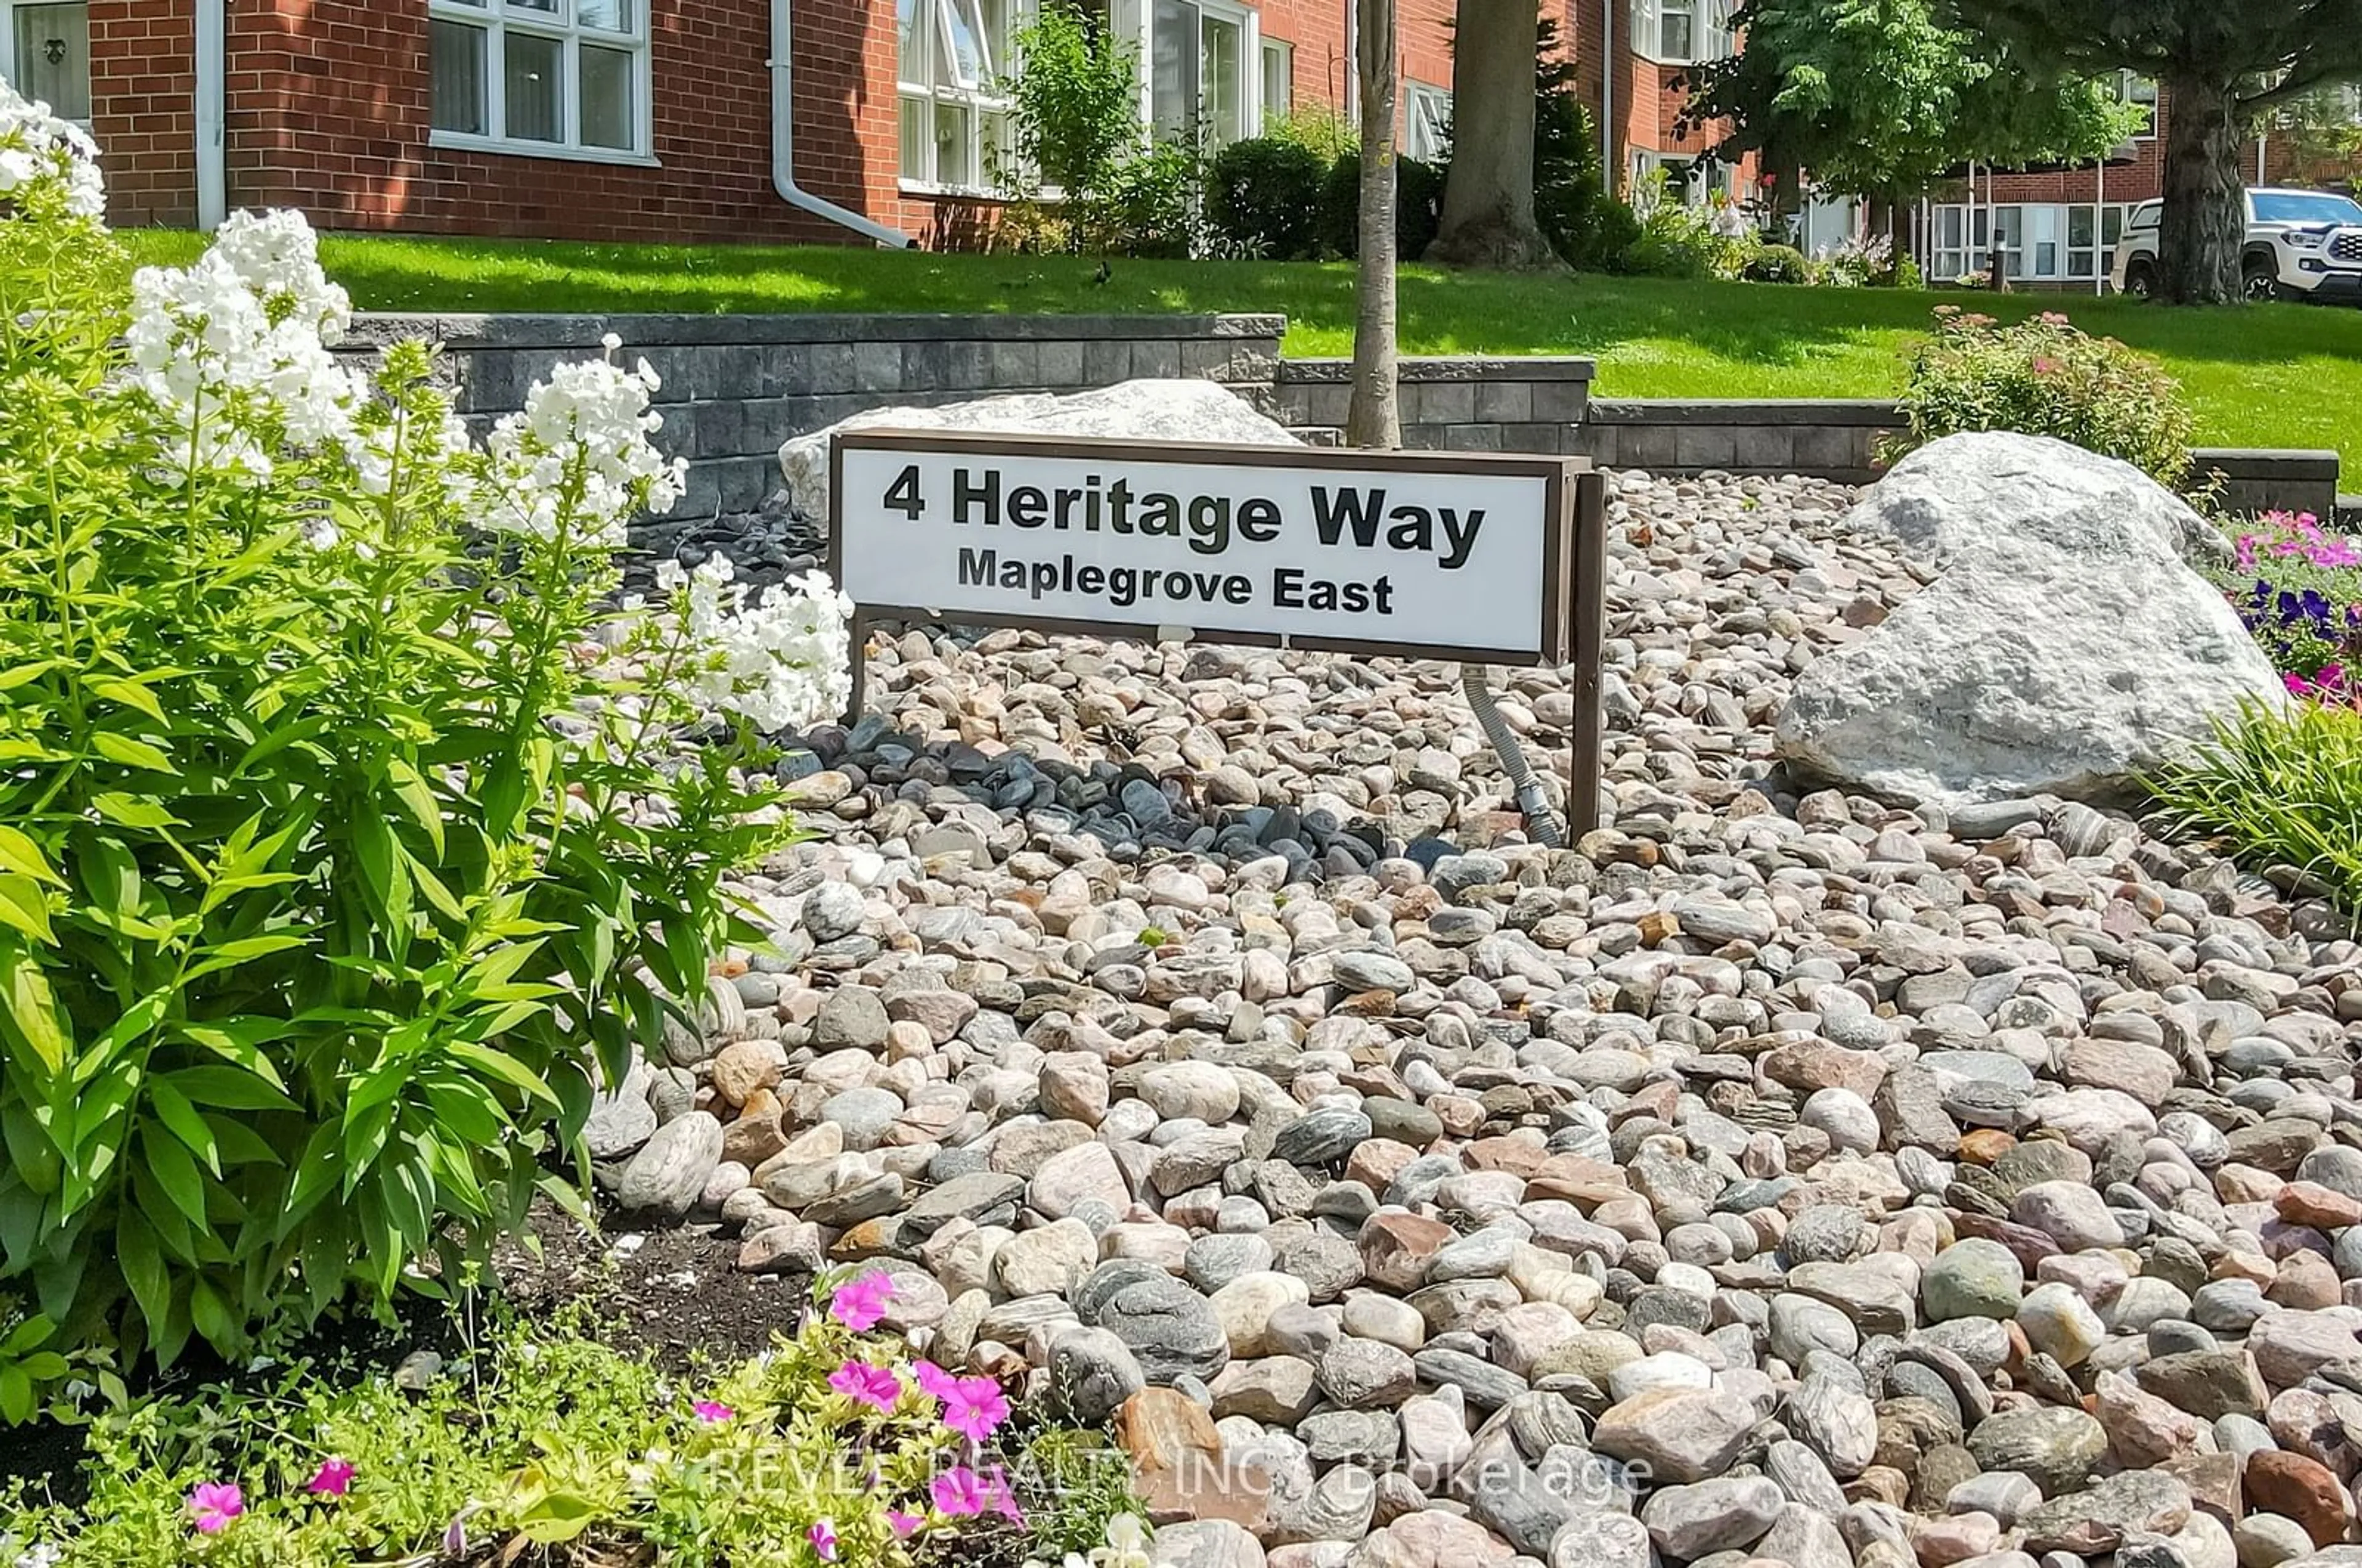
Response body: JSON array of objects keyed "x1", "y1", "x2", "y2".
[
  {"x1": 1843, "y1": 431, "x2": 2232, "y2": 570},
  {"x1": 778, "y1": 378, "x2": 1298, "y2": 519},
  {"x1": 1775, "y1": 432, "x2": 2284, "y2": 806}
]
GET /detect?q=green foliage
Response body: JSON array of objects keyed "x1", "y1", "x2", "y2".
[
  {"x1": 1887, "y1": 305, "x2": 2196, "y2": 484},
  {"x1": 4, "y1": 1284, "x2": 1148, "y2": 1567},
  {"x1": 1684, "y1": 0, "x2": 2144, "y2": 198},
  {"x1": 1745, "y1": 243, "x2": 1811, "y2": 283},
  {"x1": 1532, "y1": 18, "x2": 1634, "y2": 272},
  {"x1": 1618, "y1": 170, "x2": 1757, "y2": 279},
  {"x1": 0, "y1": 137, "x2": 816, "y2": 1406},
  {"x1": 1264, "y1": 105, "x2": 1358, "y2": 163},
  {"x1": 1891, "y1": 255, "x2": 1927, "y2": 289},
  {"x1": 996, "y1": 1, "x2": 1143, "y2": 221},
  {"x1": 2149, "y1": 701, "x2": 2362, "y2": 920},
  {"x1": 1318, "y1": 153, "x2": 1447, "y2": 263},
  {"x1": 1206, "y1": 138, "x2": 1332, "y2": 260}
]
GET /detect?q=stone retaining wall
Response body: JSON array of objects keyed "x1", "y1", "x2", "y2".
[{"x1": 346, "y1": 312, "x2": 2346, "y2": 519}]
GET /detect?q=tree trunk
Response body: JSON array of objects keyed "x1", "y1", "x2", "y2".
[
  {"x1": 1346, "y1": 0, "x2": 1400, "y2": 448},
  {"x1": 1426, "y1": 0, "x2": 1559, "y2": 269},
  {"x1": 2157, "y1": 70, "x2": 2246, "y2": 306}
]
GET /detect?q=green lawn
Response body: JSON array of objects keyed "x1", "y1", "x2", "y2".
[{"x1": 116, "y1": 230, "x2": 2362, "y2": 472}]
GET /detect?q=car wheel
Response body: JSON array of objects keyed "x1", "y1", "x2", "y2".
[
  {"x1": 2243, "y1": 258, "x2": 2283, "y2": 302},
  {"x1": 2123, "y1": 260, "x2": 2157, "y2": 300}
]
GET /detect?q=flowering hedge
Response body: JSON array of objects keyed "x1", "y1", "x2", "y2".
[
  {"x1": 1887, "y1": 306, "x2": 2195, "y2": 485},
  {"x1": 1, "y1": 1269, "x2": 1149, "y2": 1567},
  {"x1": 0, "y1": 79, "x2": 849, "y2": 1409}
]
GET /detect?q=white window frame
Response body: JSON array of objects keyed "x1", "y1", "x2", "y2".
[
  {"x1": 1259, "y1": 36, "x2": 1292, "y2": 126},
  {"x1": 1929, "y1": 201, "x2": 2136, "y2": 284},
  {"x1": 1143, "y1": 0, "x2": 1260, "y2": 148},
  {"x1": 1630, "y1": 0, "x2": 1732, "y2": 66},
  {"x1": 1405, "y1": 81, "x2": 1451, "y2": 163},
  {"x1": 426, "y1": 0, "x2": 657, "y2": 167},
  {"x1": 0, "y1": 0, "x2": 92, "y2": 125},
  {"x1": 896, "y1": 0, "x2": 1022, "y2": 194}
]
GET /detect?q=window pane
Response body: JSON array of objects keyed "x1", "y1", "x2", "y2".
[
  {"x1": 897, "y1": 0, "x2": 927, "y2": 84},
  {"x1": 899, "y1": 94, "x2": 928, "y2": 178},
  {"x1": 1261, "y1": 39, "x2": 1290, "y2": 121},
  {"x1": 938, "y1": 0, "x2": 985, "y2": 89},
  {"x1": 504, "y1": 0, "x2": 561, "y2": 12},
  {"x1": 1201, "y1": 14, "x2": 1241, "y2": 146},
  {"x1": 976, "y1": 0, "x2": 1013, "y2": 79},
  {"x1": 2103, "y1": 206, "x2": 2125, "y2": 244},
  {"x1": 577, "y1": 0, "x2": 634, "y2": 29},
  {"x1": 12, "y1": 2, "x2": 90, "y2": 121},
  {"x1": 983, "y1": 109, "x2": 1013, "y2": 185},
  {"x1": 934, "y1": 99, "x2": 975, "y2": 186},
  {"x1": 431, "y1": 19, "x2": 488, "y2": 135},
  {"x1": 504, "y1": 31, "x2": 564, "y2": 141},
  {"x1": 1151, "y1": 0, "x2": 1196, "y2": 138},
  {"x1": 580, "y1": 43, "x2": 634, "y2": 148},
  {"x1": 1661, "y1": 9, "x2": 1693, "y2": 59},
  {"x1": 2068, "y1": 205, "x2": 2094, "y2": 247}
]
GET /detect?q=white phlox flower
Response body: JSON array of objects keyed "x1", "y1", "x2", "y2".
[
  {"x1": 666, "y1": 558, "x2": 854, "y2": 733},
  {"x1": 479, "y1": 347, "x2": 685, "y2": 549},
  {"x1": 123, "y1": 209, "x2": 363, "y2": 482},
  {"x1": 0, "y1": 77, "x2": 102, "y2": 219}
]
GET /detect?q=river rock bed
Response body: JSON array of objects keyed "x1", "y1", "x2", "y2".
[{"x1": 602, "y1": 469, "x2": 2362, "y2": 1568}]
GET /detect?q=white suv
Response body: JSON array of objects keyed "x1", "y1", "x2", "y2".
[{"x1": 2110, "y1": 186, "x2": 2362, "y2": 303}]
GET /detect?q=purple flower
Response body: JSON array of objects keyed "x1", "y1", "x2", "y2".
[
  {"x1": 942, "y1": 1374, "x2": 1010, "y2": 1443},
  {"x1": 980, "y1": 1463, "x2": 1024, "y2": 1524},
  {"x1": 809, "y1": 1519, "x2": 839, "y2": 1561},
  {"x1": 830, "y1": 1270, "x2": 895, "y2": 1332},
  {"x1": 306, "y1": 1457, "x2": 354, "y2": 1497},
  {"x1": 829, "y1": 1359, "x2": 902, "y2": 1413},
  {"x1": 189, "y1": 1482, "x2": 244, "y2": 1534},
  {"x1": 932, "y1": 1466, "x2": 987, "y2": 1517},
  {"x1": 889, "y1": 1508, "x2": 924, "y2": 1538},
  {"x1": 693, "y1": 1400, "x2": 734, "y2": 1424}
]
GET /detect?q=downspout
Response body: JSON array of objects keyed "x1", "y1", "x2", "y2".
[
  {"x1": 1600, "y1": 0, "x2": 1614, "y2": 183},
  {"x1": 768, "y1": 0, "x2": 915, "y2": 247},
  {"x1": 194, "y1": 0, "x2": 226, "y2": 229}
]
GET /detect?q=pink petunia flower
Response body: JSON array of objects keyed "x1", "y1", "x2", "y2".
[
  {"x1": 829, "y1": 1359, "x2": 903, "y2": 1412},
  {"x1": 809, "y1": 1519, "x2": 839, "y2": 1561},
  {"x1": 306, "y1": 1457, "x2": 355, "y2": 1497},
  {"x1": 830, "y1": 1270, "x2": 895, "y2": 1332},
  {"x1": 911, "y1": 1359, "x2": 961, "y2": 1401},
  {"x1": 942, "y1": 1375, "x2": 1010, "y2": 1443},
  {"x1": 693, "y1": 1401, "x2": 734, "y2": 1424},
  {"x1": 189, "y1": 1482, "x2": 244, "y2": 1534},
  {"x1": 889, "y1": 1508, "x2": 924, "y2": 1538},
  {"x1": 980, "y1": 1464, "x2": 1024, "y2": 1524},
  {"x1": 932, "y1": 1466, "x2": 987, "y2": 1517}
]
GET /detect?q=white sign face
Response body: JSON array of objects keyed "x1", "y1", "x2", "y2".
[{"x1": 833, "y1": 434, "x2": 1570, "y2": 661}]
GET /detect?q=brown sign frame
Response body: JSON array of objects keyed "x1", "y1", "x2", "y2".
[{"x1": 827, "y1": 428, "x2": 1610, "y2": 834}]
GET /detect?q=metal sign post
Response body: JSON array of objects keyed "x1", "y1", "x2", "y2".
[{"x1": 829, "y1": 430, "x2": 1608, "y2": 837}]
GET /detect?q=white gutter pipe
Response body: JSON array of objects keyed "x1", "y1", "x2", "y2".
[
  {"x1": 1600, "y1": 0, "x2": 1614, "y2": 183},
  {"x1": 768, "y1": 0, "x2": 915, "y2": 248},
  {"x1": 194, "y1": 0, "x2": 226, "y2": 228}
]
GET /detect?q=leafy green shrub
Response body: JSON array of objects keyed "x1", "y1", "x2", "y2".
[
  {"x1": 2149, "y1": 700, "x2": 2362, "y2": 918},
  {"x1": 995, "y1": 1, "x2": 1141, "y2": 228},
  {"x1": 0, "y1": 84, "x2": 846, "y2": 1403},
  {"x1": 1318, "y1": 151, "x2": 1445, "y2": 261},
  {"x1": 1888, "y1": 255, "x2": 1927, "y2": 289},
  {"x1": 1206, "y1": 137, "x2": 1330, "y2": 260},
  {"x1": 1265, "y1": 104, "x2": 1357, "y2": 162},
  {"x1": 1885, "y1": 306, "x2": 2196, "y2": 485},
  {"x1": 4, "y1": 1272, "x2": 1150, "y2": 1567},
  {"x1": 1744, "y1": 243, "x2": 1810, "y2": 284},
  {"x1": 1617, "y1": 169, "x2": 1754, "y2": 279},
  {"x1": 1532, "y1": 18, "x2": 1634, "y2": 272}
]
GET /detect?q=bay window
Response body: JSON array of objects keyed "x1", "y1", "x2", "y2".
[
  {"x1": 1631, "y1": 0, "x2": 1732, "y2": 65},
  {"x1": 898, "y1": 0, "x2": 1017, "y2": 189},
  {"x1": 427, "y1": 0, "x2": 651, "y2": 161},
  {"x1": 1931, "y1": 202, "x2": 2133, "y2": 284}
]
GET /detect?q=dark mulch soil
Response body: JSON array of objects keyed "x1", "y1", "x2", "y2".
[{"x1": 0, "y1": 1198, "x2": 803, "y2": 1506}]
